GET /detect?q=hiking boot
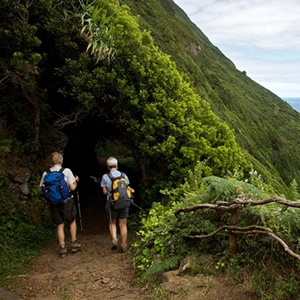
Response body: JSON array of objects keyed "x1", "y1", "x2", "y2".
[
  {"x1": 71, "y1": 239, "x2": 81, "y2": 253},
  {"x1": 120, "y1": 244, "x2": 128, "y2": 253},
  {"x1": 60, "y1": 245, "x2": 67, "y2": 258},
  {"x1": 111, "y1": 238, "x2": 118, "y2": 250}
]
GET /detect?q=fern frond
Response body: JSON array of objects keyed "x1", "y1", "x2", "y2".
[
  {"x1": 142, "y1": 255, "x2": 180, "y2": 279},
  {"x1": 202, "y1": 176, "x2": 264, "y2": 203}
]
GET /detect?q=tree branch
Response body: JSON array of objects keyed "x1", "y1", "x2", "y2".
[
  {"x1": 53, "y1": 109, "x2": 89, "y2": 129},
  {"x1": 175, "y1": 196, "x2": 300, "y2": 215},
  {"x1": 53, "y1": 106, "x2": 109, "y2": 129},
  {"x1": 174, "y1": 202, "x2": 243, "y2": 215},
  {"x1": 188, "y1": 225, "x2": 300, "y2": 260},
  {"x1": 217, "y1": 196, "x2": 300, "y2": 207}
]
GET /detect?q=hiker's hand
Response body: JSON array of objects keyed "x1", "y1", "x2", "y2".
[
  {"x1": 75, "y1": 175, "x2": 79, "y2": 182},
  {"x1": 130, "y1": 188, "x2": 135, "y2": 193}
]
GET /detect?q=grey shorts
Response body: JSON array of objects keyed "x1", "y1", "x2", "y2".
[
  {"x1": 50, "y1": 197, "x2": 77, "y2": 225},
  {"x1": 105, "y1": 201, "x2": 129, "y2": 220}
]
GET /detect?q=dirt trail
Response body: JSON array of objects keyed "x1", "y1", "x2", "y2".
[{"x1": 14, "y1": 196, "x2": 146, "y2": 300}]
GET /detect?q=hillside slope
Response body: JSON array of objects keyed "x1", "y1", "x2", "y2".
[{"x1": 123, "y1": 0, "x2": 300, "y2": 191}]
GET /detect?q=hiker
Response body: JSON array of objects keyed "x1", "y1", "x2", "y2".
[
  {"x1": 40, "y1": 152, "x2": 81, "y2": 258},
  {"x1": 101, "y1": 156, "x2": 135, "y2": 252}
]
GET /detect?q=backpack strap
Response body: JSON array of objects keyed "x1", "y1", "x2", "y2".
[
  {"x1": 107, "y1": 172, "x2": 125, "y2": 180},
  {"x1": 46, "y1": 167, "x2": 65, "y2": 174}
]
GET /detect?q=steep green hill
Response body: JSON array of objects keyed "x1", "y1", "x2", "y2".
[
  {"x1": 1, "y1": 0, "x2": 299, "y2": 195},
  {"x1": 123, "y1": 0, "x2": 300, "y2": 191}
]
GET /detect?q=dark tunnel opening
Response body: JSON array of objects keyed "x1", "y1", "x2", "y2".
[{"x1": 60, "y1": 119, "x2": 142, "y2": 234}]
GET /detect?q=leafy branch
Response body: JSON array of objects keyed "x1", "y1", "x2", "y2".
[{"x1": 79, "y1": 0, "x2": 117, "y2": 63}]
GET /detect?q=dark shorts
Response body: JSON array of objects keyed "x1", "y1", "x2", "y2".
[
  {"x1": 50, "y1": 197, "x2": 77, "y2": 225},
  {"x1": 105, "y1": 201, "x2": 129, "y2": 220}
]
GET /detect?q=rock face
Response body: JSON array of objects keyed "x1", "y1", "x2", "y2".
[
  {"x1": 6, "y1": 167, "x2": 31, "y2": 195},
  {"x1": 12, "y1": 167, "x2": 31, "y2": 184}
]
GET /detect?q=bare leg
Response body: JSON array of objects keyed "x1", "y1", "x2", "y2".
[
  {"x1": 57, "y1": 223, "x2": 65, "y2": 246},
  {"x1": 119, "y1": 218, "x2": 127, "y2": 247},
  {"x1": 109, "y1": 219, "x2": 118, "y2": 241},
  {"x1": 69, "y1": 219, "x2": 77, "y2": 241},
  {"x1": 69, "y1": 219, "x2": 81, "y2": 252}
]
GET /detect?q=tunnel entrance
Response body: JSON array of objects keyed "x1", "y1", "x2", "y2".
[
  {"x1": 60, "y1": 118, "x2": 141, "y2": 234},
  {"x1": 62, "y1": 120, "x2": 105, "y2": 234}
]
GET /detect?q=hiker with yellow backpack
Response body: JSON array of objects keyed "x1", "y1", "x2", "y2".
[{"x1": 100, "y1": 157, "x2": 135, "y2": 253}]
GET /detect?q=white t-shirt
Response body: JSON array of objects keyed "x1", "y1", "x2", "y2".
[{"x1": 40, "y1": 166, "x2": 75, "y2": 187}]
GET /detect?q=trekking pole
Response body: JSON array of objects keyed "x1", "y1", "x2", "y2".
[
  {"x1": 130, "y1": 195, "x2": 144, "y2": 211},
  {"x1": 132, "y1": 201, "x2": 144, "y2": 211},
  {"x1": 76, "y1": 190, "x2": 83, "y2": 231},
  {"x1": 108, "y1": 201, "x2": 114, "y2": 240}
]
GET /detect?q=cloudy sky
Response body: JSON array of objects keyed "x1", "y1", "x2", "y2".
[{"x1": 173, "y1": 0, "x2": 300, "y2": 99}]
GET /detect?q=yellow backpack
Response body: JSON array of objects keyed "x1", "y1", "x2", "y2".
[{"x1": 108, "y1": 172, "x2": 133, "y2": 209}]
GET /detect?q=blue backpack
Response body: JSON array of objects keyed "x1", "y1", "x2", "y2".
[{"x1": 42, "y1": 168, "x2": 69, "y2": 205}]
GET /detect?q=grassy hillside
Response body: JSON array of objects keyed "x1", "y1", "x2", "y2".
[{"x1": 122, "y1": 0, "x2": 300, "y2": 192}]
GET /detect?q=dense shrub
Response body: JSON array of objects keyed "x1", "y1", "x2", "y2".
[
  {"x1": 131, "y1": 165, "x2": 300, "y2": 298},
  {"x1": 0, "y1": 173, "x2": 54, "y2": 285}
]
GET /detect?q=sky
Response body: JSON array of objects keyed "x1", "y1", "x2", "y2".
[{"x1": 173, "y1": 0, "x2": 300, "y2": 99}]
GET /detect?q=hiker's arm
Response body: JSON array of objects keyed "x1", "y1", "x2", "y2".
[
  {"x1": 39, "y1": 172, "x2": 46, "y2": 187},
  {"x1": 102, "y1": 187, "x2": 108, "y2": 195},
  {"x1": 69, "y1": 176, "x2": 79, "y2": 191}
]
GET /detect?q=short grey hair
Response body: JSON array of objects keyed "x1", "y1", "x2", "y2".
[
  {"x1": 107, "y1": 157, "x2": 118, "y2": 168},
  {"x1": 51, "y1": 152, "x2": 63, "y2": 165}
]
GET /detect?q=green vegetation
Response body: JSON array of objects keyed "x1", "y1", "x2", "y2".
[
  {"x1": 0, "y1": 171, "x2": 54, "y2": 288},
  {"x1": 130, "y1": 166, "x2": 300, "y2": 299},
  {"x1": 1, "y1": 0, "x2": 300, "y2": 298}
]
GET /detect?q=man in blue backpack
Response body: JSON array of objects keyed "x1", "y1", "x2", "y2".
[
  {"x1": 40, "y1": 152, "x2": 81, "y2": 258},
  {"x1": 101, "y1": 157, "x2": 135, "y2": 253}
]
